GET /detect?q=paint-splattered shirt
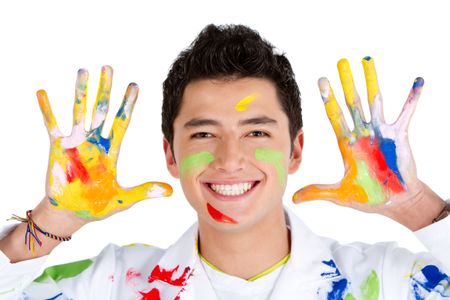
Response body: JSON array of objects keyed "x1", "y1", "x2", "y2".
[{"x1": 0, "y1": 208, "x2": 449, "y2": 299}]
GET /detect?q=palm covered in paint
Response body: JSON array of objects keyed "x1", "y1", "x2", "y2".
[
  {"x1": 294, "y1": 57, "x2": 424, "y2": 212},
  {"x1": 38, "y1": 66, "x2": 172, "y2": 220}
]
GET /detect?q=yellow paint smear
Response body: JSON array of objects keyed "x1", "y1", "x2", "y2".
[
  {"x1": 234, "y1": 93, "x2": 258, "y2": 112},
  {"x1": 337, "y1": 59, "x2": 358, "y2": 106},
  {"x1": 362, "y1": 57, "x2": 379, "y2": 105}
]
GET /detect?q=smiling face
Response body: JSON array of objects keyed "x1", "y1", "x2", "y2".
[{"x1": 164, "y1": 77, "x2": 303, "y2": 232}]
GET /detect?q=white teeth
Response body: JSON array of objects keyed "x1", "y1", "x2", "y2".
[{"x1": 210, "y1": 182, "x2": 253, "y2": 196}]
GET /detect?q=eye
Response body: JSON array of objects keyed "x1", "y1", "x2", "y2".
[
  {"x1": 191, "y1": 132, "x2": 214, "y2": 139},
  {"x1": 247, "y1": 130, "x2": 269, "y2": 137}
]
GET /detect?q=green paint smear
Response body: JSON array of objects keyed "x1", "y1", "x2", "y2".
[
  {"x1": 180, "y1": 151, "x2": 214, "y2": 177},
  {"x1": 360, "y1": 270, "x2": 380, "y2": 300},
  {"x1": 343, "y1": 270, "x2": 379, "y2": 300},
  {"x1": 75, "y1": 210, "x2": 97, "y2": 220},
  {"x1": 34, "y1": 259, "x2": 93, "y2": 283},
  {"x1": 355, "y1": 161, "x2": 385, "y2": 205},
  {"x1": 255, "y1": 148, "x2": 286, "y2": 186}
]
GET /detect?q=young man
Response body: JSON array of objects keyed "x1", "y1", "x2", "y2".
[{"x1": 0, "y1": 24, "x2": 449, "y2": 299}]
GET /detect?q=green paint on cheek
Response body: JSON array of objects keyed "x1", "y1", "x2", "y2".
[
  {"x1": 180, "y1": 151, "x2": 215, "y2": 177},
  {"x1": 255, "y1": 148, "x2": 286, "y2": 186},
  {"x1": 360, "y1": 270, "x2": 380, "y2": 300},
  {"x1": 355, "y1": 161, "x2": 385, "y2": 205},
  {"x1": 34, "y1": 259, "x2": 93, "y2": 283}
]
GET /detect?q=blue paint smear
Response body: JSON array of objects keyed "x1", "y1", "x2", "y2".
[
  {"x1": 96, "y1": 99, "x2": 108, "y2": 113},
  {"x1": 48, "y1": 197, "x2": 58, "y2": 206},
  {"x1": 321, "y1": 260, "x2": 341, "y2": 278},
  {"x1": 327, "y1": 278, "x2": 349, "y2": 300},
  {"x1": 116, "y1": 101, "x2": 127, "y2": 121},
  {"x1": 413, "y1": 77, "x2": 424, "y2": 89},
  {"x1": 411, "y1": 265, "x2": 450, "y2": 299},
  {"x1": 45, "y1": 292, "x2": 63, "y2": 300},
  {"x1": 364, "y1": 56, "x2": 372, "y2": 61},
  {"x1": 373, "y1": 128, "x2": 405, "y2": 186},
  {"x1": 379, "y1": 137, "x2": 405, "y2": 185},
  {"x1": 117, "y1": 199, "x2": 123, "y2": 204},
  {"x1": 86, "y1": 126, "x2": 111, "y2": 154}
]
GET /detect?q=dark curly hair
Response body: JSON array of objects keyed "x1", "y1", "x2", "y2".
[{"x1": 162, "y1": 24, "x2": 302, "y2": 154}]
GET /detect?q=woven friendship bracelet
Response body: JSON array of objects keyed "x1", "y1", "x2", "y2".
[{"x1": 8, "y1": 210, "x2": 72, "y2": 254}]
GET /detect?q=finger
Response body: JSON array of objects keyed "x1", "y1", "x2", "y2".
[
  {"x1": 362, "y1": 56, "x2": 385, "y2": 125},
  {"x1": 394, "y1": 77, "x2": 424, "y2": 131},
  {"x1": 292, "y1": 182, "x2": 367, "y2": 204},
  {"x1": 72, "y1": 69, "x2": 89, "y2": 130},
  {"x1": 90, "y1": 65, "x2": 113, "y2": 130},
  {"x1": 119, "y1": 181, "x2": 173, "y2": 207},
  {"x1": 318, "y1": 77, "x2": 350, "y2": 139},
  {"x1": 337, "y1": 59, "x2": 367, "y2": 132},
  {"x1": 292, "y1": 183, "x2": 343, "y2": 203},
  {"x1": 37, "y1": 90, "x2": 63, "y2": 138},
  {"x1": 109, "y1": 83, "x2": 139, "y2": 158}
]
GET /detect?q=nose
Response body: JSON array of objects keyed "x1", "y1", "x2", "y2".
[{"x1": 211, "y1": 137, "x2": 245, "y2": 173}]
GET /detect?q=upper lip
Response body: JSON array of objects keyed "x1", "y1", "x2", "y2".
[{"x1": 201, "y1": 179, "x2": 262, "y2": 185}]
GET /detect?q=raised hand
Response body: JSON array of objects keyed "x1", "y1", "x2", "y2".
[
  {"x1": 38, "y1": 66, "x2": 172, "y2": 220},
  {"x1": 293, "y1": 57, "x2": 424, "y2": 213}
]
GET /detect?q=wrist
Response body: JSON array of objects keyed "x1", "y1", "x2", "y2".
[
  {"x1": 33, "y1": 198, "x2": 87, "y2": 237},
  {"x1": 383, "y1": 181, "x2": 446, "y2": 231},
  {"x1": 433, "y1": 200, "x2": 450, "y2": 223}
]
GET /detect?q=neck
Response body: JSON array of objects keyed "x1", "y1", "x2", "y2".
[{"x1": 198, "y1": 205, "x2": 290, "y2": 280}]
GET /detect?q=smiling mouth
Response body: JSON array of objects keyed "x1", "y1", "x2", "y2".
[{"x1": 205, "y1": 181, "x2": 260, "y2": 197}]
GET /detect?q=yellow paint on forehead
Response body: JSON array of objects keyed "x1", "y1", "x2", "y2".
[{"x1": 234, "y1": 93, "x2": 259, "y2": 112}]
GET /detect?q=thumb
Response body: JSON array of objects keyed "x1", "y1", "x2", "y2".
[
  {"x1": 120, "y1": 181, "x2": 173, "y2": 207},
  {"x1": 292, "y1": 183, "x2": 346, "y2": 204}
]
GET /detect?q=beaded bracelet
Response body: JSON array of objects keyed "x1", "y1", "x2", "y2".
[{"x1": 8, "y1": 210, "x2": 71, "y2": 255}]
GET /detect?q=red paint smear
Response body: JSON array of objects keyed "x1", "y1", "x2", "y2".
[
  {"x1": 174, "y1": 287, "x2": 186, "y2": 300},
  {"x1": 139, "y1": 288, "x2": 160, "y2": 300},
  {"x1": 358, "y1": 138, "x2": 404, "y2": 193},
  {"x1": 149, "y1": 265, "x2": 191, "y2": 287},
  {"x1": 207, "y1": 203, "x2": 238, "y2": 224},
  {"x1": 126, "y1": 268, "x2": 141, "y2": 283},
  {"x1": 65, "y1": 148, "x2": 90, "y2": 183}
]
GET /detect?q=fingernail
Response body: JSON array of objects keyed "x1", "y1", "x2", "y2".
[{"x1": 413, "y1": 77, "x2": 424, "y2": 89}]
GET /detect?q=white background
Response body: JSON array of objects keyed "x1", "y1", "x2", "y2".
[{"x1": 0, "y1": 0, "x2": 449, "y2": 269}]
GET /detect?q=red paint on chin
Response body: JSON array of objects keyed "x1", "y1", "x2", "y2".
[
  {"x1": 139, "y1": 288, "x2": 160, "y2": 300},
  {"x1": 207, "y1": 203, "x2": 238, "y2": 224},
  {"x1": 149, "y1": 265, "x2": 191, "y2": 286}
]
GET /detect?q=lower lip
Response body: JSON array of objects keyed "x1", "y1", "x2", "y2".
[{"x1": 203, "y1": 182, "x2": 260, "y2": 202}]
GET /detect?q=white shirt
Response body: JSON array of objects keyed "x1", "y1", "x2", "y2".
[{"x1": 0, "y1": 208, "x2": 449, "y2": 299}]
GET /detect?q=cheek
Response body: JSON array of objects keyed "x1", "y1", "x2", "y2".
[
  {"x1": 254, "y1": 148, "x2": 288, "y2": 188},
  {"x1": 179, "y1": 151, "x2": 215, "y2": 179}
]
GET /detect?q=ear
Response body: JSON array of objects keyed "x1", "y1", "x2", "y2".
[
  {"x1": 163, "y1": 138, "x2": 180, "y2": 178},
  {"x1": 288, "y1": 129, "x2": 304, "y2": 174}
]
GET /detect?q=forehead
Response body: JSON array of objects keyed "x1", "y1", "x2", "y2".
[{"x1": 178, "y1": 77, "x2": 285, "y2": 120}]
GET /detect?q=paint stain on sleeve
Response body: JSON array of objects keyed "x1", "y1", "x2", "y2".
[{"x1": 33, "y1": 259, "x2": 93, "y2": 283}]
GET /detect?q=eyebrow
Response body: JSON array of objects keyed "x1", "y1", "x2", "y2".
[{"x1": 183, "y1": 115, "x2": 278, "y2": 128}]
